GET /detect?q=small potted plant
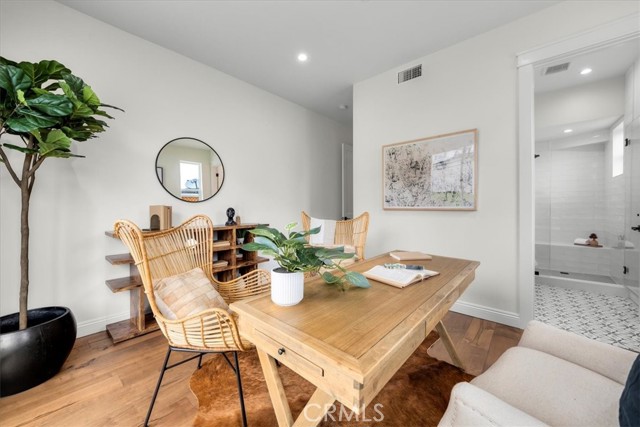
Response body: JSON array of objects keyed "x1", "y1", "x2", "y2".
[
  {"x1": 236, "y1": 229, "x2": 246, "y2": 246},
  {"x1": 243, "y1": 222, "x2": 369, "y2": 306}
]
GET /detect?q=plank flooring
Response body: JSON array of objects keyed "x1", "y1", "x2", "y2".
[{"x1": 0, "y1": 312, "x2": 522, "y2": 426}]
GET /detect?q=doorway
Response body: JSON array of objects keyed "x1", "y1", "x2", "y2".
[{"x1": 517, "y1": 14, "x2": 639, "y2": 350}]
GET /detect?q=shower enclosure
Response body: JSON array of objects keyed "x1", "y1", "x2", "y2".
[{"x1": 534, "y1": 43, "x2": 640, "y2": 305}]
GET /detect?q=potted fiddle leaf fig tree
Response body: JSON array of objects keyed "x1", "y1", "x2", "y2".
[
  {"x1": 0, "y1": 57, "x2": 122, "y2": 396},
  {"x1": 243, "y1": 222, "x2": 370, "y2": 306}
]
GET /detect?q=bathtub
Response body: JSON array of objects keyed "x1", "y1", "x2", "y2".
[{"x1": 535, "y1": 242, "x2": 637, "y2": 299}]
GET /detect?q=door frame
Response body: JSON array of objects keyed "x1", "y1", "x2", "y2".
[{"x1": 516, "y1": 13, "x2": 639, "y2": 328}]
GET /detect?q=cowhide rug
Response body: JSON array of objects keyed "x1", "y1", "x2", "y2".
[{"x1": 189, "y1": 331, "x2": 472, "y2": 426}]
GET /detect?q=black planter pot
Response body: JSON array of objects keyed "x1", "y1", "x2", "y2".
[{"x1": 0, "y1": 306, "x2": 77, "y2": 397}]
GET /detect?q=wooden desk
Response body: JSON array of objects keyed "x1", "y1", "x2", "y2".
[{"x1": 230, "y1": 252, "x2": 479, "y2": 426}]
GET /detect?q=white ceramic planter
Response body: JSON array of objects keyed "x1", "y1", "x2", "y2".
[{"x1": 270, "y1": 268, "x2": 304, "y2": 306}]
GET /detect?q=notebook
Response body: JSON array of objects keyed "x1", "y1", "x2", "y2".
[{"x1": 363, "y1": 265, "x2": 439, "y2": 288}]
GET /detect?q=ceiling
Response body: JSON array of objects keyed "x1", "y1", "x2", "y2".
[
  {"x1": 58, "y1": 0, "x2": 558, "y2": 125},
  {"x1": 535, "y1": 38, "x2": 639, "y2": 142}
]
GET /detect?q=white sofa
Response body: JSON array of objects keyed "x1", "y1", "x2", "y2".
[{"x1": 439, "y1": 320, "x2": 638, "y2": 427}]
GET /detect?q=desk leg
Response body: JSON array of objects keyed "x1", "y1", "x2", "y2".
[
  {"x1": 435, "y1": 321, "x2": 466, "y2": 371},
  {"x1": 257, "y1": 349, "x2": 335, "y2": 427},
  {"x1": 257, "y1": 349, "x2": 294, "y2": 426},
  {"x1": 292, "y1": 388, "x2": 335, "y2": 427}
]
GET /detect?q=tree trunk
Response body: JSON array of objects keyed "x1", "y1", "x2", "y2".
[{"x1": 19, "y1": 159, "x2": 32, "y2": 330}]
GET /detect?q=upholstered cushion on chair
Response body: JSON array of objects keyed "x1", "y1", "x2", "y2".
[
  {"x1": 471, "y1": 346, "x2": 624, "y2": 426},
  {"x1": 309, "y1": 217, "x2": 336, "y2": 245},
  {"x1": 153, "y1": 267, "x2": 230, "y2": 320}
]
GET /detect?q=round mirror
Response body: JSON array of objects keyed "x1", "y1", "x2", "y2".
[{"x1": 155, "y1": 137, "x2": 225, "y2": 202}]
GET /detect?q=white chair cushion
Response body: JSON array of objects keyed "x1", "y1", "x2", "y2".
[
  {"x1": 153, "y1": 267, "x2": 229, "y2": 320},
  {"x1": 309, "y1": 217, "x2": 336, "y2": 245},
  {"x1": 471, "y1": 346, "x2": 623, "y2": 427}
]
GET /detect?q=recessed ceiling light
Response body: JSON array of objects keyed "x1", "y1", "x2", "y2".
[
  {"x1": 297, "y1": 53, "x2": 308, "y2": 62},
  {"x1": 339, "y1": 104, "x2": 349, "y2": 110},
  {"x1": 564, "y1": 129, "x2": 573, "y2": 133},
  {"x1": 580, "y1": 68, "x2": 592, "y2": 75}
]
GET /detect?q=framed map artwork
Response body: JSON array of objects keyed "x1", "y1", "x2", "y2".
[{"x1": 382, "y1": 129, "x2": 477, "y2": 210}]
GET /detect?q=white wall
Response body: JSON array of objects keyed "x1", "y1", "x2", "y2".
[
  {"x1": 536, "y1": 77, "x2": 625, "y2": 129},
  {"x1": 353, "y1": 1, "x2": 639, "y2": 326},
  {"x1": 0, "y1": 1, "x2": 351, "y2": 336}
]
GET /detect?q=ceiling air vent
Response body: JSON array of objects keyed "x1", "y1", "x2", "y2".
[
  {"x1": 543, "y1": 62, "x2": 570, "y2": 75},
  {"x1": 398, "y1": 65, "x2": 422, "y2": 84}
]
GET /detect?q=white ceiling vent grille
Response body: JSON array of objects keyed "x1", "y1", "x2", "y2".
[
  {"x1": 543, "y1": 62, "x2": 570, "y2": 75},
  {"x1": 398, "y1": 65, "x2": 422, "y2": 84}
]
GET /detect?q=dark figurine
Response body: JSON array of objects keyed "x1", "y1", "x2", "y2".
[
  {"x1": 225, "y1": 207, "x2": 236, "y2": 226},
  {"x1": 588, "y1": 233, "x2": 599, "y2": 247}
]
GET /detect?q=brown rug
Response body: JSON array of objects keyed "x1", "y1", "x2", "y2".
[{"x1": 189, "y1": 332, "x2": 473, "y2": 426}]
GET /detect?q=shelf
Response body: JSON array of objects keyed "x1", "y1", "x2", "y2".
[
  {"x1": 105, "y1": 253, "x2": 134, "y2": 265},
  {"x1": 106, "y1": 276, "x2": 142, "y2": 293},
  {"x1": 106, "y1": 314, "x2": 159, "y2": 343}
]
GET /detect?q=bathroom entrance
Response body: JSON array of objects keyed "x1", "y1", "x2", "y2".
[{"x1": 532, "y1": 38, "x2": 640, "y2": 351}]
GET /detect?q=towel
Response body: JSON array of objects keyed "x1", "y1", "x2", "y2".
[
  {"x1": 309, "y1": 217, "x2": 336, "y2": 245},
  {"x1": 574, "y1": 238, "x2": 588, "y2": 245}
]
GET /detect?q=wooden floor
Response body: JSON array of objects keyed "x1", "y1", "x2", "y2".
[{"x1": 0, "y1": 312, "x2": 522, "y2": 427}]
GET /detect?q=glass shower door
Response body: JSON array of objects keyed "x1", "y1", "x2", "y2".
[{"x1": 624, "y1": 118, "x2": 640, "y2": 301}]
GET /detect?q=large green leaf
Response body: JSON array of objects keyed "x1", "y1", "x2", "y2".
[
  {"x1": 0, "y1": 65, "x2": 32, "y2": 100},
  {"x1": 17, "y1": 62, "x2": 35, "y2": 85},
  {"x1": 5, "y1": 109, "x2": 58, "y2": 132},
  {"x1": 62, "y1": 73, "x2": 85, "y2": 97},
  {"x1": 0, "y1": 57, "x2": 18, "y2": 67},
  {"x1": 82, "y1": 85, "x2": 100, "y2": 107},
  {"x1": 248, "y1": 226, "x2": 286, "y2": 244},
  {"x1": 252, "y1": 236, "x2": 279, "y2": 253},
  {"x1": 38, "y1": 129, "x2": 71, "y2": 156},
  {"x1": 2, "y1": 143, "x2": 38, "y2": 154},
  {"x1": 27, "y1": 93, "x2": 73, "y2": 117},
  {"x1": 34, "y1": 60, "x2": 70, "y2": 85},
  {"x1": 344, "y1": 271, "x2": 370, "y2": 288},
  {"x1": 241, "y1": 242, "x2": 277, "y2": 257},
  {"x1": 321, "y1": 272, "x2": 341, "y2": 284}
]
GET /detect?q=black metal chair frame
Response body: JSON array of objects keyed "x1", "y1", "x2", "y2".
[{"x1": 145, "y1": 346, "x2": 247, "y2": 427}]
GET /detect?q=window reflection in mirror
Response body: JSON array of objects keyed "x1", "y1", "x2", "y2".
[{"x1": 155, "y1": 137, "x2": 224, "y2": 202}]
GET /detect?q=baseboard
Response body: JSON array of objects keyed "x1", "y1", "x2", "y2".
[
  {"x1": 76, "y1": 311, "x2": 130, "y2": 338},
  {"x1": 450, "y1": 301, "x2": 522, "y2": 329}
]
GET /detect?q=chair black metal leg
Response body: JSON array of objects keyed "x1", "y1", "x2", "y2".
[
  {"x1": 197, "y1": 353, "x2": 204, "y2": 369},
  {"x1": 234, "y1": 352, "x2": 247, "y2": 427},
  {"x1": 144, "y1": 347, "x2": 172, "y2": 427}
]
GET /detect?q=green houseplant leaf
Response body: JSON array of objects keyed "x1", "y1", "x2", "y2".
[{"x1": 243, "y1": 223, "x2": 370, "y2": 290}]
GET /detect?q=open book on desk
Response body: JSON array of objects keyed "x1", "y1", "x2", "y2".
[{"x1": 363, "y1": 265, "x2": 439, "y2": 288}]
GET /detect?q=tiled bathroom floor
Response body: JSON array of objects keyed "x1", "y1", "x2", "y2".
[{"x1": 535, "y1": 283, "x2": 640, "y2": 352}]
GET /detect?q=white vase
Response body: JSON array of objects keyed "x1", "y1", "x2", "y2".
[{"x1": 270, "y1": 268, "x2": 304, "y2": 306}]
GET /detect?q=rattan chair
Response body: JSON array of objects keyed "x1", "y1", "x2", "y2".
[
  {"x1": 300, "y1": 211, "x2": 370, "y2": 260},
  {"x1": 114, "y1": 215, "x2": 270, "y2": 427}
]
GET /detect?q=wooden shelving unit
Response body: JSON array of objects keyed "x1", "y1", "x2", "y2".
[{"x1": 104, "y1": 223, "x2": 268, "y2": 343}]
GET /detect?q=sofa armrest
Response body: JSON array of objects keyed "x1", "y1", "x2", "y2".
[
  {"x1": 519, "y1": 320, "x2": 637, "y2": 385},
  {"x1": 439, "y1": 382, "x2": 548, "y2": 427}
]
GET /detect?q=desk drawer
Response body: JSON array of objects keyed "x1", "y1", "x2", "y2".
[{"x1": 254, "y1": 330, "x2": 324, "y2": 379}]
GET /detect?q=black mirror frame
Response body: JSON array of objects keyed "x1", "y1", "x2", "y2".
[{"x1": 155, "y1": 137, "x2": 225, "y2": 203}]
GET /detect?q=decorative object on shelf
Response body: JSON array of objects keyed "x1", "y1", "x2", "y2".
[
  {"x1": 243, "y1": 223, "x2": 370, "y2": 306},
  {"x1": 383, "y1": 129, "x2": 478, "y2": 211},
  {"x1": 155, "y1": 137, "x2": 225, "y2": 203},
  {"x1": 236, "y1": 215, "x2": 241, "y2": 224},
  {"x1": 0, "y1": 57, "x2": 122, "y2": 396},
  {"x1": 237, "y1": 229, "x2": 246, "y2": 245},
  {"x1": 149, "y1": 205, "x2": 172, "y2": 230},
  {"x1": 588, "y1": 233, "x2": 599, "y2": 247},
  {"x1": 225, "y1": 207, "x2": 236, "y2": 225}
]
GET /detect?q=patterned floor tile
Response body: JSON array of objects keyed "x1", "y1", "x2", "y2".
[{"x1": 535, "y1": 284, "x2": 640, "y2": 353}]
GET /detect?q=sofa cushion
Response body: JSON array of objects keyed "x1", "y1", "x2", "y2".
[
  {"x1": 472, "y1": 346, "x2": 623, "y2": 427},
  {"x1": 153, "y1": 267, "x2": 229, "y2": 320},
  {"x1": 439, "y1": 382, "x2": 548, "y2": 427}
]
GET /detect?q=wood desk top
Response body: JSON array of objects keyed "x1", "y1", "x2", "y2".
[{"x1": 231, "y1": 252, "x2": 479, "y2": 382}]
